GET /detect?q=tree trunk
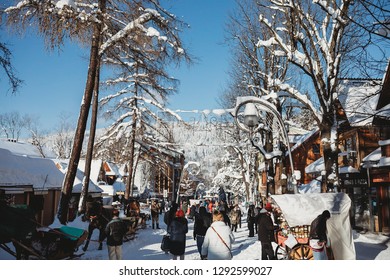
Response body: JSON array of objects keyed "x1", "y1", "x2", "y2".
[
  {"x1": 125, "y1": 105, "x2": 137, "y2": 200},
  {"x1": 57, "y1": 0, "x2": 106, "y2": 224},
  {"x1": 78, "y1": 60, "x2": 101, "y2": 214},
  {"x1": 320, "y1": 115, "x2": 338, "y2": 193}
]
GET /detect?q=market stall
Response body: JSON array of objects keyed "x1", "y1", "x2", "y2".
[{"x1": 271, "y1": 192, "x2": 356, "y2": 260}]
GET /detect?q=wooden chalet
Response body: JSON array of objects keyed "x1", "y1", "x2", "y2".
[
  {"x1": 128, "y1": 140, "x2": 185, "y2": 202},
  {"x1": 0, "y1": 140, "x2": 63, "y2": 226},
  {"x1": 285, "y1": 61, "x2": 390, "y2": 233}
]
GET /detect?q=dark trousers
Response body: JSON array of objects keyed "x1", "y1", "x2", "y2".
[
  {"x1": 196, "y1": 235, "x2": 205, "y2": 256},
  {"x1": 261, "y1": 241, "x2": 275, "y2": 260},
  {"x1": 248, "y1": 220, "x2": 255, "y2": 236}
]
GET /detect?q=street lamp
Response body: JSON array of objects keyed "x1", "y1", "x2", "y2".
[
  {"x1": 233, "y1": 96, "x2": 297, "y2": 194},
  {"x1": 243, "y1": 102, "x2": 259, "y2": 129}
]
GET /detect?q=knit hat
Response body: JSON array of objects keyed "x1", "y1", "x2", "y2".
[{"x1": 176, "y1": 209, "x2": 185, "y2": 218}]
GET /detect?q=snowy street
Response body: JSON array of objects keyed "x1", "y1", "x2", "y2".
[{"x1": 41, "y1": 211, "x2": 390, "y2": 260}]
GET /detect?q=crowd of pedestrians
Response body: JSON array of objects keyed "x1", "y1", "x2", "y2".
[
  {"x1": 102, "y1": 197, "x2": 332, "y2": 261},
  {"x1": 160, "y1": 198, "x2": 277, "y2": 260}
]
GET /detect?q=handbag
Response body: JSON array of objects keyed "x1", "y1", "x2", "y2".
[
  {"x1": 160, "y1": 234, "x2": 171, "y2": 251},
  {"x1": 211, "y1": 226, "x2": 233, "y2": 258}
]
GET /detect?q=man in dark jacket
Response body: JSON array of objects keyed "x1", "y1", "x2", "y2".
[
  {"x1": 309, "y1": 210, "x2": 331, "y2": 260},
  {"x1": 151, "y1": 199, "x2": 160, "y2": 229},
  {"x1": 247, "y1": 204, "x2": 256, "y2": 237},
  {"x1": 164, "y1": 202, "x2": 178, "y2": 227},
  {"x1": 105, "y1": 209, "x2": 127, "y2": 260},
  {"x1": 193, "y1": 206, "x2": 212, "y2": 259},
  {"x1": 257, "y1": 208, "x2": 275, "y2": 260}
]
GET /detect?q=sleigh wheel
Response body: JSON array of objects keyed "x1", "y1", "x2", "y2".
[
  {"x1": 275, "y1": 245, "x2": 289, "y2": 260},
  {"x1": 288, "y1": 244, "x2": 313, "y2": 260}
]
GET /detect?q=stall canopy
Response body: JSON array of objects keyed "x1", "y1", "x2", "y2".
[{"x1": 271, "y1": 192, "x2": 356, "y2": 260}]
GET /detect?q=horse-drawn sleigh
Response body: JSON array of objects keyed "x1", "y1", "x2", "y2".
[
  {"x1": 270, "y1": 192, "x2": 356, "y2": 260},
  {"x1": 1, "y1": 196, "x2": 150, "y2": 259},
  {"x1": 0, "y1": 202, "x2": 87, "y2": 259}
]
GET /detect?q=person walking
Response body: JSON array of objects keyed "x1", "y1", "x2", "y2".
[
  {"x1": 151, "y1": 199, "x2": 160, "y2": 229},
  {"x1": 164, "y1": 202, "x2": 178, "y2": 228},
  {"x1": 181, "y1": 200, "x2": 188, "y2": 216},
  {"x1": 167, "y1": 209, "x2": 188, "y2": 260},
  {"x1": 193, "y1": 206, "x2": 212, "y2": 259},
  {"x1": 257, "y1": 208, "x2": 275, "y2": 260},
  {"x1": 105, "y1": 208, "x2": 127, "y2": 260},
  {"x1": 247, "y1": 204, "x2": 256, "y2": 237},
  {"x1": 201, "y1": 211, "x2": 235, "y2": 260},
  {"x1": 229, "y1": 204, "x2": 241, "y2": 233},
  {"x1": 309, "y1": 210, "x2": 331, "y2": 260}
]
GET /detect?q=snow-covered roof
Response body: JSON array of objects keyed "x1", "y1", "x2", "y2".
[
  {"x1": 78, "y1": 159, "x2": 103, "y2": 185},
  {"x1": 290, "y1": 129, "x2": 319, "y2": 153},
  {"x1": 52, "y1": 159, "x2": 102, "y2": 194},
  {"x1": 305, "y1": 156, "x2": 359, "y2": 174},
  {"x1": 0, "y1": 139, "x2": 57, "y2": 158},
  {"x1": 298, "y1": 176, "x2": 321, "y2": 194},
  {"x1": 104, "y1": 161, "x2": 121, "y2": 176},
  {"x1": 362, "y1": 147, "x2": 381, "y2": 165},
  {"x1": 305, "y1": 157, "x2": 324, "y2": 174},
  {"x1": 0, "y1": 148, "x2": 63, "y2": 191},
  {"x1": 361, "y1": 142, "x2": 390, "y2": 169},
  {"x1": 337, "y1": 80, "x2": 382, "y2": 126},
  {"x1": 376, "y1": 102, "x2": 390, "y2": 119},
  {"x1": 98, "y1": 179, "x2": 126, "y2": 196}
]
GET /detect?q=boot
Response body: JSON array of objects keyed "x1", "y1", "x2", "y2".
[
  {"x1": 156, "y1": 223, "x2": 160, "y2": 229},
  {"x1": 152, "y1": 224, "x2": 155, "y2": 229}
]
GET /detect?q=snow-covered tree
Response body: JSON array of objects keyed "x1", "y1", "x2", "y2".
[
  {"x1": 95, "y1": 10, "x2": 191, "y2": 199},
  {"x1": 225, "y1": 0, "x2": 389, "y2": 192},
  {"x1": 211, "y1": 141, "x2": 259, "y2": 202},
  {"x1": 4, "y1": 0, "x2": 190, "y2": 223},
  {"x1": 220, "y1": 0, "x2": 289, "y2": 109}
]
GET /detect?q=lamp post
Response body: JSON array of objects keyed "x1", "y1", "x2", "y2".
[{"x1": 233, "y1": 96, "x2": 296, "y2": 195}]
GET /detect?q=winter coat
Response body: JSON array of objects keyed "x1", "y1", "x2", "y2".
[
  {"x1": 309, "y1": 214, "x2": 328, "y2": 242},
  {"x1": 193, "y1": 207, "x2": 212, "y2": 238},
  {"x1": 229, "y1": 208, "x2": 241, "y2": 225},
  {"x1": 164, "y1": 204, "x2": 178, "y2": 226},
  {"x1": 151, "y1": 202, "x2": 160, "y2": 218},
  {"x1": 167, "y1": 217, "x2": 188, "y2": 256},
  {"x1": 257, "y1": 212, "x2": 274, "y2": 243},
  {"x1": 247, "y1": 205, "x2": 256, "y2": 223},
  {"x1": 105, "y1": 217, "x2": 127, "y2": 246},
  {"x1": 201, "y1": 221, "x2": 235, "y2": 260}
]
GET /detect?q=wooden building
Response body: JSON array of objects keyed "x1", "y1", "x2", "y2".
[
  {"x1": 283, "y1": 62, "x2": 390, "y2": 233},
  {"x1": 125, "y1": 140, "x2": 185, "y2": 202},
  {"x1": 0, "y1": 140, "x2": 63, "y2": 226}
]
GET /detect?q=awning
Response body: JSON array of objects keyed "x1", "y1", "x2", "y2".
[{"x1": 361, "y1": 147, "x2": 381, "y2": 168}]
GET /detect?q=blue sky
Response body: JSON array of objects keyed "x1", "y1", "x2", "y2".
[{"x1": 0, "y1": 0, "x2": 236, "y2": 133}]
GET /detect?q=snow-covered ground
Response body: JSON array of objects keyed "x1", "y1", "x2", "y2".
[{"x1": 1, "y1": 210, "x2": 389, "y2": 261}]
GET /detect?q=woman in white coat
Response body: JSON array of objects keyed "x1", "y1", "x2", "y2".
[{"x1": 201, "y1": 211, "x2": 235, "y2": 260}]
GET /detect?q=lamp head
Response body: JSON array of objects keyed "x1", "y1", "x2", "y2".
[{"x1": 243, "y1": 103, "x2": 259, "y2": 128}]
